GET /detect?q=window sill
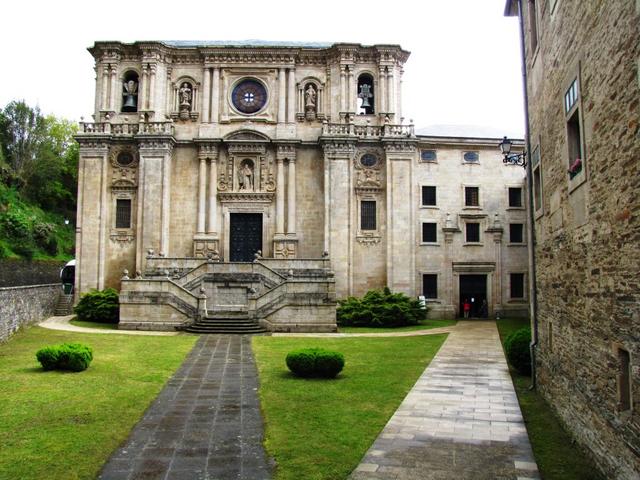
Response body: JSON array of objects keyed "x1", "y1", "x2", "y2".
[
  {"x1": 420, "y1": 205, "x2": 439, "y2": 210},
  {"x1": 507, "y1": 206, "x2": 525, "y2": 211},
  {"x1": 462, "y1": 206, "x2": 482, "y2": 210},
  {"x1": 419, "y1": 160, "x2": 438, "y2": 165},
  {"x1": 568, "y1": 167, "x2": 587, "y2": 193},
  {"x1": 507, "y1": 298, "x2": 527, "y2": 303},
  {"x1": 463, "y1": 242, "x2": 483, "y2": 246},
  {"x1": 534, "y1": 208, "x2": 545, "y2": 221},
  {"x1": 507, "y1": 242, "x2": 527, "y2": 247},
  {"x1": 420, "y1": 242, "x2": 440, "y2": 246}
]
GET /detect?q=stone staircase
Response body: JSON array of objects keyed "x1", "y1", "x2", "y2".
[
  {"x1": 54, "y1": 293, "x2": 73, "y2": 316},
  {"x1": 184, "y1": 310, "x2": 267, "y2": 334}
]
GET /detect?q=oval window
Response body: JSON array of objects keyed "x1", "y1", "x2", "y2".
[
  {"x1": 421, "y1": 150, "x2": 437, "y2": 162},
  {"x1": 360, "y1": 154, "x2": 378, "y2": 167},
  {"x1": 117, "y1": 152, "x2": 134, "y2": 166},
  {"x1": 463, "y1": 151, "x2": 479, "y2": 162}
]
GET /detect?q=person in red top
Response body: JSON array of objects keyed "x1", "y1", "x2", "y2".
[{"x1": 463, "y1": 299, "x2": 471, "y2": 318}]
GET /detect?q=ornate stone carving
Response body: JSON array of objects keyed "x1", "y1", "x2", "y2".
[
  {"x1": 383, "y1": 141, "x2": 417, "y2": 153},
  {"x1": 110, "y1": 232, "x2": 135, "y2": 244},
  {"x1": 193, "y1": 238, "x2": 220, "y2": 258},
  {"x1": 354, "y1": 149, "x2": 383, "y2": 193},
  {"x1": 273, "y1": 239, "x2": 298, "y2": 258},
  {"x1": 109, "y1": 145, "x2": 138, "y2": 190},
  {"x1": 218, "y1": 192, "x2": 275, "y2": 204},
  {"x1": 356, "y1": 234, "x2": 381, "y2": 246}
]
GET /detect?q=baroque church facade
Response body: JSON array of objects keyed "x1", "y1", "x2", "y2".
[{"x1": 75, "y1": 41, "x2": 527, "y2": 331}]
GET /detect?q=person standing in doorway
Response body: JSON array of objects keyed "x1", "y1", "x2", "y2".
[{"x1": 463, "y1": 299, "x2": 471, "y2": 319}]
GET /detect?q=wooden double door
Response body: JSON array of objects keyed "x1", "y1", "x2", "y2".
[{"x1": 229, "y1": 213, "x2": 263, "y2": 262}]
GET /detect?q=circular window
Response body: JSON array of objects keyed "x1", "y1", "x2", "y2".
[
  {"x1": 117, "y1": 152, "x2": 134, "y2": 166},
  {"x1": 360, "y1": 154, "x2": 378, "y2": 167},
  {"x1": 231, "y1": 79, "x2": 268, "y2": 114}
]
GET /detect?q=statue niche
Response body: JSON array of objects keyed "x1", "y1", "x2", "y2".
[
  {"x1": 237, "y1": 159, "x2": 255, "y2": 191},
  {"x1": 304, "y1": 83, "x2": 317, "y2": 120},
  {"x1": 178, "y1": 82, "x2": 193, "y2": 120}
]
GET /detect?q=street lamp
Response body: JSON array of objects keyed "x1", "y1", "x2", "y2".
[{"x1": 499, "y1": 136, "x2": 526, "y2": 168}]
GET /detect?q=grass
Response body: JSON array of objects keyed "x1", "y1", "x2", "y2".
[
  {"x1": 496, "y1": 318, "x2": 603, "y2": 480},
  {"x1": 0, "y1": 326, "x2": 197, "y2": 480},
  {"x1": 253, "y1": 334, "x2": 448, "y2": 480},
  {"x1": 68, "y1": 319, "x2": 118, "y2": 330},
  {"x1": 338, "y1": 318, "x2": 456, "y2": 333}
]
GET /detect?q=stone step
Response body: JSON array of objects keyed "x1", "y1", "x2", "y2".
[{"x1": 185, "y1": 325, "x2": 267, "y2": 334}]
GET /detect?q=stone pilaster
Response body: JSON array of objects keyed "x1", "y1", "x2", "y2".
[
  {"x1": 384, "y1": 139, "x2": 417, "y2": 295},
  {"x1": 278, "y1": 68, "x2": 286, "y2": 123},
  {"x1": 202, "y1": 67, "x2": 211, "y2": 123},
  {"x1": 321, "y1": 139, "x2": 357, "y2": 297},
  {"x1": 287, "y1": 68, "x2": 296, "y2": 123},
  {"x1": 273, "y1": 144, "x2": 298, "y2": 258},
  {"x1": 488, "y1": 214, "x2": 504, "y2": 316},
  {"x1": 211, "y1": 67, "x2": 220, "y2": 124}
]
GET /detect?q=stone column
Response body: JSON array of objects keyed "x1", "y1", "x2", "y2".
[
  {"x1": 387, "y1": 67, "x2": 396, "y2": 116},
  {"x1": 378, "y1": 66, "x2": 387, "y2": 114},
  {"x1": 211, "y1": 67, "x2": 220, "y2": 123},
  {"x1": 101, "y1": 65, "x2": 109, "y2": 111},
  {"x1": 287, "y1": 68, "x2": 296, "y2": 123},
  {"x1": 488, "y1": 215, "x2": 504, "y2": 316},
  {"x1": 348, "y1": 67, "x2": 355, "y2": 112},
  {"x1": 110, "y1": 66, "x2": 119, "y2": 112},
  {"x1": 278, "y1": 68, "x2": 287, "y2": 123},
  {"x1": 140, "y1": 65, "x2": 148, "y2": 112},
  {"x1": 202, "y1": 67, "x2": 211, "y2": 123},
  {"x1": 149, "y1": 64, "x2": 156, "y2": 112},
  {"x1": 197, "y1": 157, "x2": 207, "y2": 234},
  {"x1": 276, "y1": 157, "x2": 285, "y2": 233},
  {"x1": 340, "y1": 66, "x2": 347, "y2": 112},
  {"x1": 287, "y1": 158, "x2": 296, "y2": 234},
  {"x1": 208, "y1": 157, "x2": 218, "y2": 233}
]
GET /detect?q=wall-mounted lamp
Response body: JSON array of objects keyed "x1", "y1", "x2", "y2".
[{"x1": 499, "y1": 136, "x2": 526, "y2": 168}]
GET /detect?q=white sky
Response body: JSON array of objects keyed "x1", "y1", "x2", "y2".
[{"x1": 0, "y1": 0, "x2": 524, "y2": 137}]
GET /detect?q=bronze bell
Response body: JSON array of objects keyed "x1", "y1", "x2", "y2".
[{"x1": 123, "y1": 94, "x2": 137, "y2": 110}]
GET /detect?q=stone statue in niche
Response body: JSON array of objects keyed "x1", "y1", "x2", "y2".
[
  {"x1": 305, "y1": 84, "x2": 317, "y2": 120},
  {"x1": 122, "y1": 80, "x2": 138, "y2": 111},
  {"x1": 238, "y1": 160, "x2": 254, "y2": 191},
  {"x1": 179, "y1": 82, "x2": 192, "y2": 120}
]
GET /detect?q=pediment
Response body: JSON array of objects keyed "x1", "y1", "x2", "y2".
[{"x1": 224, "y1": 130, "x2": 270, "y2": 143}]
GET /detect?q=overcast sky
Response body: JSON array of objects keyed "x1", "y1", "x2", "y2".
[{"x1": 0, "y1": 0, "x2": 524, "y2": 138}]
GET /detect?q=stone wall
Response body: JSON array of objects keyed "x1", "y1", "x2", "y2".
[
  {"x1": 0, "y1": 284, "x2": 59, "y2": 342},
  {"x1": 0, "y1": 259, "x2": 65, "y2": 288},
  {"x1": 517, "y1": 0, "x2": 640, "y2": 477}
]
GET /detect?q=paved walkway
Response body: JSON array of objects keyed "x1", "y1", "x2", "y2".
[
  {"x1": 40, "y1": 315, "x2": 179, "y2": 336},
  {"x1": 98, "y1": 335, "x2": 273, "y2": 480},
  {"x1": 351, "y1": 321, "x2": 539, "y2": 480}
]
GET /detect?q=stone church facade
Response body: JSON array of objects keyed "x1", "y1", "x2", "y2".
[
  {"x1": 506, "y1": 0, "x2": 639, "y2": 478},
  {"x1": 75, "y1": 40, "x2": 527, "y2": 332}
]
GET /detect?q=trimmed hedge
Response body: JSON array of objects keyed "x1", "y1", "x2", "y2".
[
  {"x1": 504, "y1": 327, "x2": 531, "y2": 375},
  {"x1": 286, "y1": 348, "x2": 345, "y2": 378},
  {"x1": 36, "y1": 343, "x2": 93, "y2": 372},
  {"x1": 337, "y1": 287, "x2": 427, "y2": 328},
  {"x1": 74, "y1": 288, "x2": 119, "y2": 324}
]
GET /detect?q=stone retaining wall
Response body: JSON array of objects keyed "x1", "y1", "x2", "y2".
[
  {"x1": 0, "y1": 259, "x2": 66, "y2": 288},
  {"x1": 0, "y1": 284, "x2": 59, "y2": 342}
]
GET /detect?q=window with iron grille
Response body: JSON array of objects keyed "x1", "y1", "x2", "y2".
[
  {"x1": 466, "y1": 222, "x2": 480, "y2": 243},
  {"x1": 423, "y1": 274, "x2": 437, "y2": 299},
  {"x1": 360, "y1": 201, "x2": 376, "y2": 230},
  {"x1": 422, "y1": 223, "x2": 437, "y2": 243},
  {"x1": 510, "y1": 273, "x2": 525, "y2": 298},
  {"x1": 116, "y1": 199, "x2": 132, "y2": 229},
  {"x1": 510, "y1": 223, "x2": 524, "y2": 243},
  {"x1": 422, "y1": 186, "x2": 436, "y2": 206},
  {"x1": 508, "y1": 187, "x2": 522, "y2": 208},
  {"x1": 465, "y1": 187, "x2": 479, "y2": 206}
]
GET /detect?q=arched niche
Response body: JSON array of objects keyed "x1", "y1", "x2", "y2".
[
  {"x1": 122, "y1": 70, "x2": 140, "y2": 112},
  {"x1": 357, "y1": 73, "x2": 375, "y2": 115},
  {"x1": 296, "y1": 76, "x2": 326, "y2": 121},
  {"x1": 170, "y1": 76, "x2": 199, "y2": 121}
]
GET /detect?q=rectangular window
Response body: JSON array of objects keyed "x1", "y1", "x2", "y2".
[
  {"x1": 532, "y1": 146, "x2": 542, "y2": 211},
  {"x1": 466, "y1": 222, "x2": 480, "y2": 243},
  {"x1": 422, "y1": 274, "x2": 437, "y2": 299},
  {"x1": 465, "y1": 187, "x2": 479, "y2": 207},
  {"x1": 510, "y1": 223, "x2": 524, "y2": 243},
  {"x1": 510, "y1": 273, "x2": 525, "y2": 299},
  {"x1": 528, "y1": 0, "x2": 538, "y2": 54},
  {"x1": 422, "y1": 222, "x2": 437, "y2": 243},
  {"x1": 508, "y1": 187, "x2": 523, "y2": 207},
  {"x1": 115, "y1": 199, "x2": 132, "y2": 229},
  {"x1": 421, "y1": 186, "x2": 436, "y2": 206},
  {"x1": 361, "y1": 201, "x2": 376, "y2": 230},
  {"x1": 564, "y1": 79, "x2": 579, "y2": 114},
  {"x1": 567, "y1": 109, "x2": 583, "y2": 174},
  {"x1": 617, "y1": 347, "x2": 632, "y2": 412}
]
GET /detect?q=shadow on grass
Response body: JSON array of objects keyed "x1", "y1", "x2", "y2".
[{"x1": 277, "y1": 370, "x2": 347, "y2": 381}]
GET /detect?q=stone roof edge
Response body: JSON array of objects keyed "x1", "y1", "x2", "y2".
[{"x1": 417, "y1": 135, "x2": 525, "y2": 148}]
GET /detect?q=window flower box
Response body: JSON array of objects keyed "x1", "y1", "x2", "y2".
[{"x1": 568, "y1": 158, "x2": 582, "y2": 179}]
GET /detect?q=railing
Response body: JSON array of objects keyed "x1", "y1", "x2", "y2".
[
  {"x1": 120, "y1": 278, "x2": 201, "y2": 316},
  {"x1": 78, "y1": 121, "x2": 174, "y2": 136},
  {"x1": 321, "y1": 121, "x2": 414, "y2": 138}
]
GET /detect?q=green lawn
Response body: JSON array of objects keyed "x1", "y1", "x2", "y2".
[
  {"x1": 496, "y1": 318, "x2": 603, "y2": 480},
  {"x1": 253, "y1": 334, "x2": 448, "y2": 480},
  {"x1": 338, "y1": 318, "x2": 456, "y2": 333},
  {"x1": 0, "y1": 326, "x2": 197, "y2": 480},
  {"x1": 68, "y1": 319, "x2": 118, "y2": 330}
]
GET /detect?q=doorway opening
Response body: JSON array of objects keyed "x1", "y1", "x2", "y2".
[
  {"x1": 229, "y1": 213, "x2": 262, "y2": 262},
  {"x1": 459, "y1": 274, "x2": 487, "y2": 318}
]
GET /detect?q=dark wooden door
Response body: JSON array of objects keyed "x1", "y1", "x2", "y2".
[
  {"x1": 229, "y1": 213, "x2": 263, "y2": 262},
  {"x1": 459, "y1": 274, "x2": 487, "y2": 317}
]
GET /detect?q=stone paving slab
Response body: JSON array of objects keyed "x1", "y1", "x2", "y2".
[
  {"x1": 40, "y1": 315, "x2": 180, "y2": 336},
  {"x1": 98, "y1": 335, "x2": 273, "y2": 480},
  {"x1": 350, "y1": 321, "x2": 540, "y2": 480}
]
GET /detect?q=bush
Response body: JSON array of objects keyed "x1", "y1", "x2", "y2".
[
  {"x1": 504, "y1": 327, "x2": 532, "y2": 375},
  {"x1": 286, "y1": 348, "x2": 345, "y2": 378},
  {"x1": 74, "y1": 288, "x2": 119, "y2": 323},
  {"x1": 337, "y1": 287, "x2": 427, "y2": 328},
  {"x1": 36, "y1": 343, "x2": 93, "y2": 372}
]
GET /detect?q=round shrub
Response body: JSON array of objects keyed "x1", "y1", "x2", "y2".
[
  {"x1": 74, "y1": 288, "x2": 119, "y2": 323},
  {"x1": 504, "y1": 327, "x2": 531, "y2": 375},
  {"x1": 286, "y1": 348, "x2": 344, "y2": 378},
  {"x1": 36, "y1": 343, "x2": 93, "y2": 372}
]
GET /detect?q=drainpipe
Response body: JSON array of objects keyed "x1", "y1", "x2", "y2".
[{"x1": 514, "y1": 0, "x2": 539, "y2": 389}]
